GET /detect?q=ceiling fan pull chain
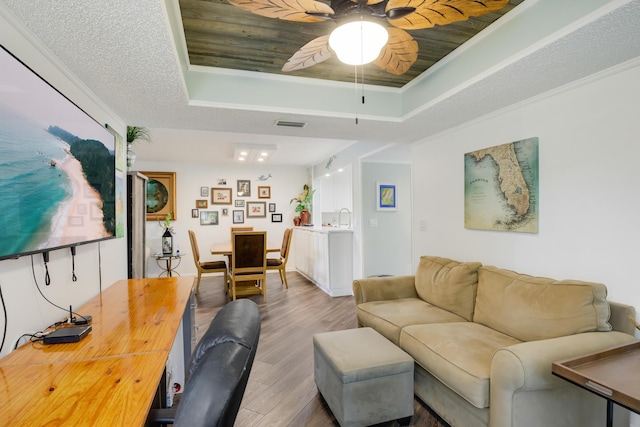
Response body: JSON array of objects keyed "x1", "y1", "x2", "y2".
[{"x1": 354, "y1": 64, "x2": 359, "y2": 124}]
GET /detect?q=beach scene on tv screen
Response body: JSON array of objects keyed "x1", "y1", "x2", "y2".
[{"x1": 0, "y1": 47, "x2": 116, "y2": 259}]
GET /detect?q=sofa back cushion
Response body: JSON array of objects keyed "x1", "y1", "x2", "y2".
[
  {"x1": 473, "y1": 266, "x2": 612, "y2": 341},
  {"x1": 414, "y1": 256, "x2": 482, "y2": 321}
]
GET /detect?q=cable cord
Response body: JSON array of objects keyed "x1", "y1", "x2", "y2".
[
  {"x1": 70, "y1": 246, "x2": 77, "y2": 282},
  {"x1": 0, "y1": 283, "x2": 7, "y2": 354},
  {"x1": 30, "y1": 255, "x2": 82, "y2": 321}
]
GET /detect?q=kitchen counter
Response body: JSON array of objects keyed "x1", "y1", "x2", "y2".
[{"x1": 293, "y1": 227, "x2": 353, "y2": 297}]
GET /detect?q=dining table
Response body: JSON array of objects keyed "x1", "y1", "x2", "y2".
[{"x1": 210, "y1": 241, "x2": 281, "y2": 255}]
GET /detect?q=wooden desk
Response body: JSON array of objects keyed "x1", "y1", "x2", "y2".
[
  {"x1": 210, "y1": 241, "x2": 280, "y2": 255},
  {"x1": 0, "y1": 276, "x2": 194, "y2": 426},
  {"x1": 552, "y1": 340, "x2": 640, "y2": 427}
]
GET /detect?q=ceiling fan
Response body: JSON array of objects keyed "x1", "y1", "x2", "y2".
[{"x1": 227, "y1": 0, "x2": 510, "y2": 75}]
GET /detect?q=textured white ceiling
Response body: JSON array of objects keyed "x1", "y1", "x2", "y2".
[{"x1": 2, "y1": 0, "x2": 639, "y2": 166}]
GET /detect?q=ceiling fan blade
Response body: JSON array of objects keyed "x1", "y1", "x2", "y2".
[
  {"x1": 386, "y1": 0, "x2": 509, "y2": 30},
  {"x1": 282, "y1": 35, "x2": 333, "y2": 72},
  {"x1": 228, "y1": 0, "x2": 334, "y2": 22},
  {"x1": 386, "y1": 6, "x2": 416, "y2": 20},
  {"x1": 373, "y1": 27, "x2": 418, "y2": 75}
]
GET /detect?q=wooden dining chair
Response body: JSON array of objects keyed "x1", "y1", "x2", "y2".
[
  {"x1": 267, "y1": 228, "x2": 293, "y2": 289},
  {"x1": 228, "y1": 231, "x2": 267, "y2": 302},
  {"x1": 188, "y1": 230, "x2": 227, "y2": 295}
]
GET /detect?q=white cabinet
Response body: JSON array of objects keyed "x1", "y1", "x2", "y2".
[
  {"x1": 317, "y1": 168, "x2": 352, "y2": 213},
  {"x1": 293, "y1": 227, "x2": 353, "y2": 297}
]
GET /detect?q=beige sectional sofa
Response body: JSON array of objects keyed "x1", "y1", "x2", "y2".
[{"x1": 353, "y1": 256, "x2": 637, "y2": 427}]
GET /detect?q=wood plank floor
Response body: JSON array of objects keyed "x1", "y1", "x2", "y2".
[{"x1": 193, "y1": 271, "x2": 449, "y2": 427}]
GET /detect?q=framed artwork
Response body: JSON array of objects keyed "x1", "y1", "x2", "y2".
[
  {"x1": 217, "y1": 178, "x2": 227, "y2": 185},
  {"x1": 235, "y1": 199, "x2": 245, "y2": 207},
  {"x1": 233, "y1": 210, "x2": 244, "y2": 224},
  {"x1": 258, "y1": 186, "x2": 271, "y2": 198},
  {"x1": 196, "y1": 199, "x2": 208, "y2": 209},
  {"x1": 200, "y1": 210, "x2": 219, "y2": 225},
  {"x1": 200, "y1": 186, "x2": 209, "y2": 197},
  {"x1": 142, "y1": 171, "x2": 177, "y2": 221},
  {"x1": 211, "y1": 187, "x2": 232, "y2": 205},
  {"x1": 222, "y1": 208, "x2": 229, "y2": 216},
  {"x1": 271, "y1": 213, "x2": 283, "y2": 223},
  {"x1": 268, "y1": 203, "x2": 276, "y2": 212},
  {"x1": 247, "y1": 201, "x2": 266, "y2": 218},
  {"x1": 376, "y1": 182, "x2": 397, "y2": 211},
  {"x1": 237, "y1": 179, "x2": 251, "y2": 197},
  {"x1": 191, "y1": 209, "x2": 199, "y2": 218}
]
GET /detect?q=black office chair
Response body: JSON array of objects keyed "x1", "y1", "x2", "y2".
[{"x1": 147, "y1": 299, "x2": 261, "y2": 427}]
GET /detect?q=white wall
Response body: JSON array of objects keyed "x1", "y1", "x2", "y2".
[
  {"x1": 0, "y1": 9, "x2": 128, "y2": 357},
  {"x1": 362, "y1": 162, "x2": 413, "y2": 277},
  {"x1": 133, "y1": 160, "x2": 307, "y2": 277},
  {"x1": 412, "y1": 59, "x2": 640, "y2": 310}
]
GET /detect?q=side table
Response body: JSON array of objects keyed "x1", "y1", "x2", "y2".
[
  {"x1": 154, "y1": 252, "x2": 185, "y2": 277},
  {"x1": 552, "y1": 340, "x2": 640, "y2": 427}
]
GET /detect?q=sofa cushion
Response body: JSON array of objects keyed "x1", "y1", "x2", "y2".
[
  {"x1": 414, "y1": 256, "x2": 482, "y2": 321},
  {"x1": 356, "y1": 298, "x2": 467, "y2": 345},
  {"x1": 473, "y1": 266, "x2": 612, "y2": 342},
  {"x1": 400, "y1": 322, "x2": 521, "y2": 409}
]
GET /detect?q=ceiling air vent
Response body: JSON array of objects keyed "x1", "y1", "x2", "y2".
[{"x1": 274, "y1": 120, "x2": 307, "y2": 128}]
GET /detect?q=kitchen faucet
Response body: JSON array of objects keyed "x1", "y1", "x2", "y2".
[{"x1": 338, "y1": 208, "x2": 351, "y2": 228}]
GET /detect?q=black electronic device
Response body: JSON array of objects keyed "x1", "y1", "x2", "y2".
[{"x1": 43, "y1": 325, "x2": 92, "y2": 344}]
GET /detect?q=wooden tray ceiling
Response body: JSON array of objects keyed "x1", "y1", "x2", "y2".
[{"x1": 179, "y1": 0, "x2": 524, "y2": 88}]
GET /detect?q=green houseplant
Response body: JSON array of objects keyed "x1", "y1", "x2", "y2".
[
  {"x1": 126, "y1": 126, "x2": 151, "y2": 168},
  {"x1": 290, "y1": 184, "x2": 315, "y2": 225}
]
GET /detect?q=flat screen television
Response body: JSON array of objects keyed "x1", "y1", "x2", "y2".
[{"x1": 0, "y1": 44, "x2": 116, "y2": 261}]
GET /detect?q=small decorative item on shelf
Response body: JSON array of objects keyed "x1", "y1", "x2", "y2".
[
  {"x1": 161, "y1": 212, "x2": 173, "y2": 255},
  {"x1": 290, "y1": 183, "x2": 315, "y2": 226}
]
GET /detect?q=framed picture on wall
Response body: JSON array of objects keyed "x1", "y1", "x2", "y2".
[
  {"x1": 376, "y1": 182, "x2": 397, "y2": 211},
  {"x1": 237, "y1": 179, "x2": 251, "y2": 197},
  {"x1": 233, "y1": 210, "x2": 244, "y2": 224},
  {"x1": 258, "y1": 186, "x2": 270, "y2": 198},
  {"x1": 200, "y1": 211, "x2": 219, "y2": 225},
  {"x1": 141, "y1": 171, "x2": 177, "y2": 221},
  {"x1": 246, "y1": 201, "x2": 266, "y2": 218},
  {"x1": 211, "y1": 187, "x2": 232, "y2": 205},
  {"x1": 235, "y1": 199, "x2": 245, "y2": 207},
  {"x1": 269, "y1": 203, "x2": 276, "y2": 212},
  {"x1": 271, "y1": 213, "x2": 282, "y2": 223},
  {"x1": 196, "y1": 199, "x2": 208, "y2": 209},
  {"x1": 191, "y1": 209, "x2": 199, "y2": 218},
  {"x1": 200, "y1": 186, "x2": 209, "y2": 197}
]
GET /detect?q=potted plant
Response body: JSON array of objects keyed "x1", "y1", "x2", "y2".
[
  {"x1": 126, "y1": 126, "x2": 151, "y2": 168},
  {"x1": 290, "y1": 184, "x2": 315, "y2": 226}
]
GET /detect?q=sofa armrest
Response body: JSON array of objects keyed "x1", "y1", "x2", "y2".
[
  {"x1": 490, "y1": 331, "x2": 635, "y2": 427},
  {"x1": 352, "y1": 275, "x2": 417, "y2": 305}
]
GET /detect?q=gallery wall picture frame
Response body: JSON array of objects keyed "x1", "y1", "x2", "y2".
[
  {"x1": 211, "y1": 187, "x2": 232, "y2": 205},
  {"x1": 233, "y1": 210, "x2": 244, "y2": 224},
  {"x1": 268, "y1": 203, "x2": 276, "y2": 212},
  {"x1": 141, "y1": 171, "x2": 177, "y2": 221},
  {"x1": 222, "y1": 208, "x2": 229, "y2": 216},
  {"x1": 271, "y1": 213, "x2": 283, "y2": 223},
  {"x1": 246, "y1": 201, "x2": 266, "y2": 218},
  {"x1": 200, "y1": 210, "x2": 219, "y2": 225},
  {"x1": 200, "y1": 186, "x2": 209, "y2": 197},
  {"x1": 196, "y1": 200, "x2": 208, "y2": 209},
  {"x1": 237, "y1": 179, "x2": 251, "y2": 197},
  {"x1": 376, "y1": 182, "x2": 397, "y2": 211},
  {"x1": 258, "y1": 186, "x2": 271, "y2": 199},
  {"x1": 191, "y1": 209, "x2": 199, "y2": 218},
  {"x1": 235, "y1": 200, "x2": 245, "y2": 208},
  {"x1": 217, "y1": 178, "x2": 226, "y2": 185}
]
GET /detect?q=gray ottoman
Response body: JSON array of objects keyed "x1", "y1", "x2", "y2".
[{"x1": 313, "y1": 327, "x2": 414, "y2": 427}]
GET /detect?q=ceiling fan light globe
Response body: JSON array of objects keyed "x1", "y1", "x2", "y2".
[{"x1": 329, "y1": 21, "x2": 388, "y2": 66}]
